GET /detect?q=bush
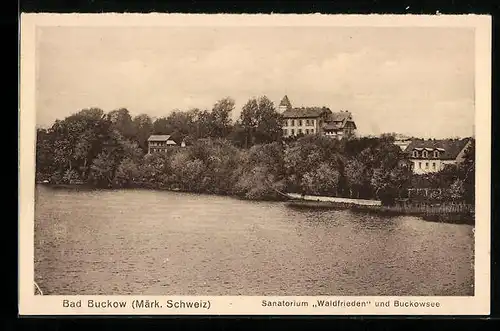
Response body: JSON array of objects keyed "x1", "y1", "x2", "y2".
[{"x1": 62, "y1": 169, "x2": 80, "y2": 184}]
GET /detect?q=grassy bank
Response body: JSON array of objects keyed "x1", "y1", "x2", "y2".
[
  {"x1": 349, "y1": 202, "x2": 474, "y2": 225},
  {"x1": 285, "y1": 199, "x2": 474, "y2": 225}
]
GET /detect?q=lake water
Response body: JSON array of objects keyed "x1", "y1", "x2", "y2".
[{"x1": 34, "y1": 185, "x2": 474, "y2": 296}]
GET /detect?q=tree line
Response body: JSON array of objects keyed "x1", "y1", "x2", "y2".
[{"x1": 36, "y1": 96, "x2": 475, "y2": 205}]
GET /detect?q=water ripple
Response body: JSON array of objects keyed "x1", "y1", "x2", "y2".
[{"x1": 34, "y1": 185, "x2": 474, "y2": 296}]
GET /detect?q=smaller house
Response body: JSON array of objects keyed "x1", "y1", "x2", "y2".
[
  {"x1": 147, "y1": 135, "x2": 177, "y2": 154},
  {"x1": 393, "y1": 134, "x2": 412, "y2": 151},
  {"x1": 405, "y1": 138, "x2": 472, "y2": 174},
  {"x1": 322, "y1": 111, "x2": 357, "y2": 139}
]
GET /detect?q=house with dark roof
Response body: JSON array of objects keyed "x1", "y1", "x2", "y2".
[
  {"x1": 405, "y1": 138, "x2": 472, "y2": 174},
  {"x1": 278, "y1": 95, "x2": 357, "y2": 139},
  {"x1": 147, "y1": 135, "x2": 177, "y2": 154}
]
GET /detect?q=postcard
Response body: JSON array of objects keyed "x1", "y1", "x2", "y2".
[{"x1": 19, "y1": 13, "x2": 491, "y2": 315}]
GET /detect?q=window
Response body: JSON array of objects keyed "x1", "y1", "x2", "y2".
[
  {"x1": 298, "y1": 129, "x2": 302, "y2": 134},
  {"x1": 299, "y1": 120, "x2": 302, "y2": 126},
  {"x1": 425, "y1": 162, "x2": 429, "y2": 169},
  {"x1": 412, "y1": 150, "x2": 418, "y2": 158},
  {"x1": 305, "y1": 129, "x2": 309, "y2": 134},
  {"x1": 283, "y1": 129, "x2": 287, "y2": 136},
  {"x1": 432, "y1": 162, "x2": 436, "y2": 170},
  {"x1": 422, "y1": 150, "x2": 428, "y2": 158},
  {"x1": 434, "y1": 151, "x2": 439, "y2": 158},
  {"x1": 418, "y1": 162, "x2": 422, "y2": 169},
  {"x1": 291, "y1": 119, "x2": 295, "y2": 126},
  {"x1": 291, "y1": 129, "x2": 295, "y2": 135},
  {"x1": 311, "y1": 129, "x2": 315, "y2": 134},
  {"x1": 306, "y1": 119, "x2": 310, "y2": 125}
]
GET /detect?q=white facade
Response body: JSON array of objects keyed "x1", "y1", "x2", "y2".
[
  {"x1": 324, "y1": 131, "x2": 343, "y2": 140},
  {"x1": 408, "y1": 139, "x2": 471, "y2": 174},
  {"x1": 409, "y1": 159, "x2": 457, "y2": 174},
  {"x1": 282, "y1": 118, "x2": 318, "y2": 137}
]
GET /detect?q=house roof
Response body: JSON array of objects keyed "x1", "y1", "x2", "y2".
[
  {"x1": 279, "y1": 95, "x2": 292, "y2": 109},
  {"x1": 282, "y1": 107, "x2": 332, "y2": 119},
  {"x1": 323, "y1": 111, "x2": 355, "y2": 131},
  {"x1": 148, "y1": 135, "x2": 172, "y2": 141},
  {"x1": 328, "y1": 111, "x2": 352, "y2": 122},
  {"x1": 405, "y1": 138, "x2": 471, "y2": 160},
  {"x1": 323, "y1": 122, "x2": 344, "y2": 131}
]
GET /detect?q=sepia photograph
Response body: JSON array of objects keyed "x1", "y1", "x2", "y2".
[{"x1": 19, "y1": 14, "x2": 491, "y2": 315}]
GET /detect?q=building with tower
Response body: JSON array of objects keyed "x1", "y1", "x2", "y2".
[{"x1": 278, "y1": 95, "x2": 357, "y2": 140}]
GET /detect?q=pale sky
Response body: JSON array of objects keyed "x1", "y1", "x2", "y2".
[{"x1": 36, "y1": 26, "x2": 475, "y2": 138}]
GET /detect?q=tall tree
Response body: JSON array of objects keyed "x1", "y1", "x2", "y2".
[
  {"x1": 344, "y1": 158, "x2": 365, "y2": 198},
  {"x1": 108, "y1": 108, "x2": 136, "y2": 139},
  {"x1": 165, "y1": 110, "x2": 197, "y2": 143},
  {"x1": 133, "y1": 114, "x2": 154, "y2": 152},
  {"x1": 239, "y1": 98, "x2": 259, "y2": 148},
  {"x1": 254, "y1": 96, "x2": 283, "y2": 144},
  {"x1": 36, "y1": 128, "x2": 55, "y2": 180},
  {"x1": 239, "y1": 96, "x2": 283, "y2": 147},
  {"x1": 152, "y1": 117, "x2": 170, "y2": 135},
  {"x1": 210, "y1": 97, "x2": 235, "y2": 138}
]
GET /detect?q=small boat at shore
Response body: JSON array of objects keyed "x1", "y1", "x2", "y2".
[{"x1": 282, "y1": 192, "x2": 382, "y2": 209}]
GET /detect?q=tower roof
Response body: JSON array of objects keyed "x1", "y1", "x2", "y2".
[{"x1": 279, "y1": 95, "x2": 292, "y2": 109}]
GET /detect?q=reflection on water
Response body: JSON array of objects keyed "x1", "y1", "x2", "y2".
[{"x1": 34, "y1": 185, "x2": 474, "y2": 296}]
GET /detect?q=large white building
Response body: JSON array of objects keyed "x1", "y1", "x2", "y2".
[
  {"x1": 405, "y1": 138, "x2": 472, "y2": 174},
  {"x1": 279, "y1": 95, "x2": 357, "y2": 140}
]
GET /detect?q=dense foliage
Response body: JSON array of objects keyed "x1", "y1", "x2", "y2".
[{"x1": 36, "y1": 97, "x2": 475, "y2": 205}]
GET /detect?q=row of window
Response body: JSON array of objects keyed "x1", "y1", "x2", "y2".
[
  {"x1": 283, "y1": 128, "x2": 316, "y2": 136},
  {"x1": 150, "y1": 141, "x2": 167, "y2": 146},
  {"x1": 149, "y1": 147, "x2": 167, "y2": 153},
  {"x1": 284, "y1": 119, "x2": 316, "y2": 127},
  {"x1": 412, "y1": 150, "x2": 441, "y2": 158},
  {"x1": 412, "y1": 161, "x2": 443, "y2": 171}
]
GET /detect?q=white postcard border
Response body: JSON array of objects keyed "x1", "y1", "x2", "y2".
[{"x1": 19, "y1": 13, "x2": 491, "y2": 316}]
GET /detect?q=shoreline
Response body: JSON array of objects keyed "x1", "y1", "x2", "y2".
[{"x1": 37, "y1": 182, "x2": 474, "y2": 225}]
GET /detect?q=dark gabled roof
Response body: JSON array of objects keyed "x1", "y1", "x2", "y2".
[
  {"x1": 282, "y1": 107, "x2": 331, "y2": 119},
  {"x1": 279, "y1": 95, "x2": 292, "y2": 109},
  {"x1": 323, "y1": 122, "x2": 344, "y2": 130},
  {"x1": 405, "y1": 138, "x2": 471, "y2": 160},
  {"x1": 323, "y1": 111, "x2": 355, "y2": 131},
  {"x1": 328, "y1": 111, "x2": 352, "y2": 122}
]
